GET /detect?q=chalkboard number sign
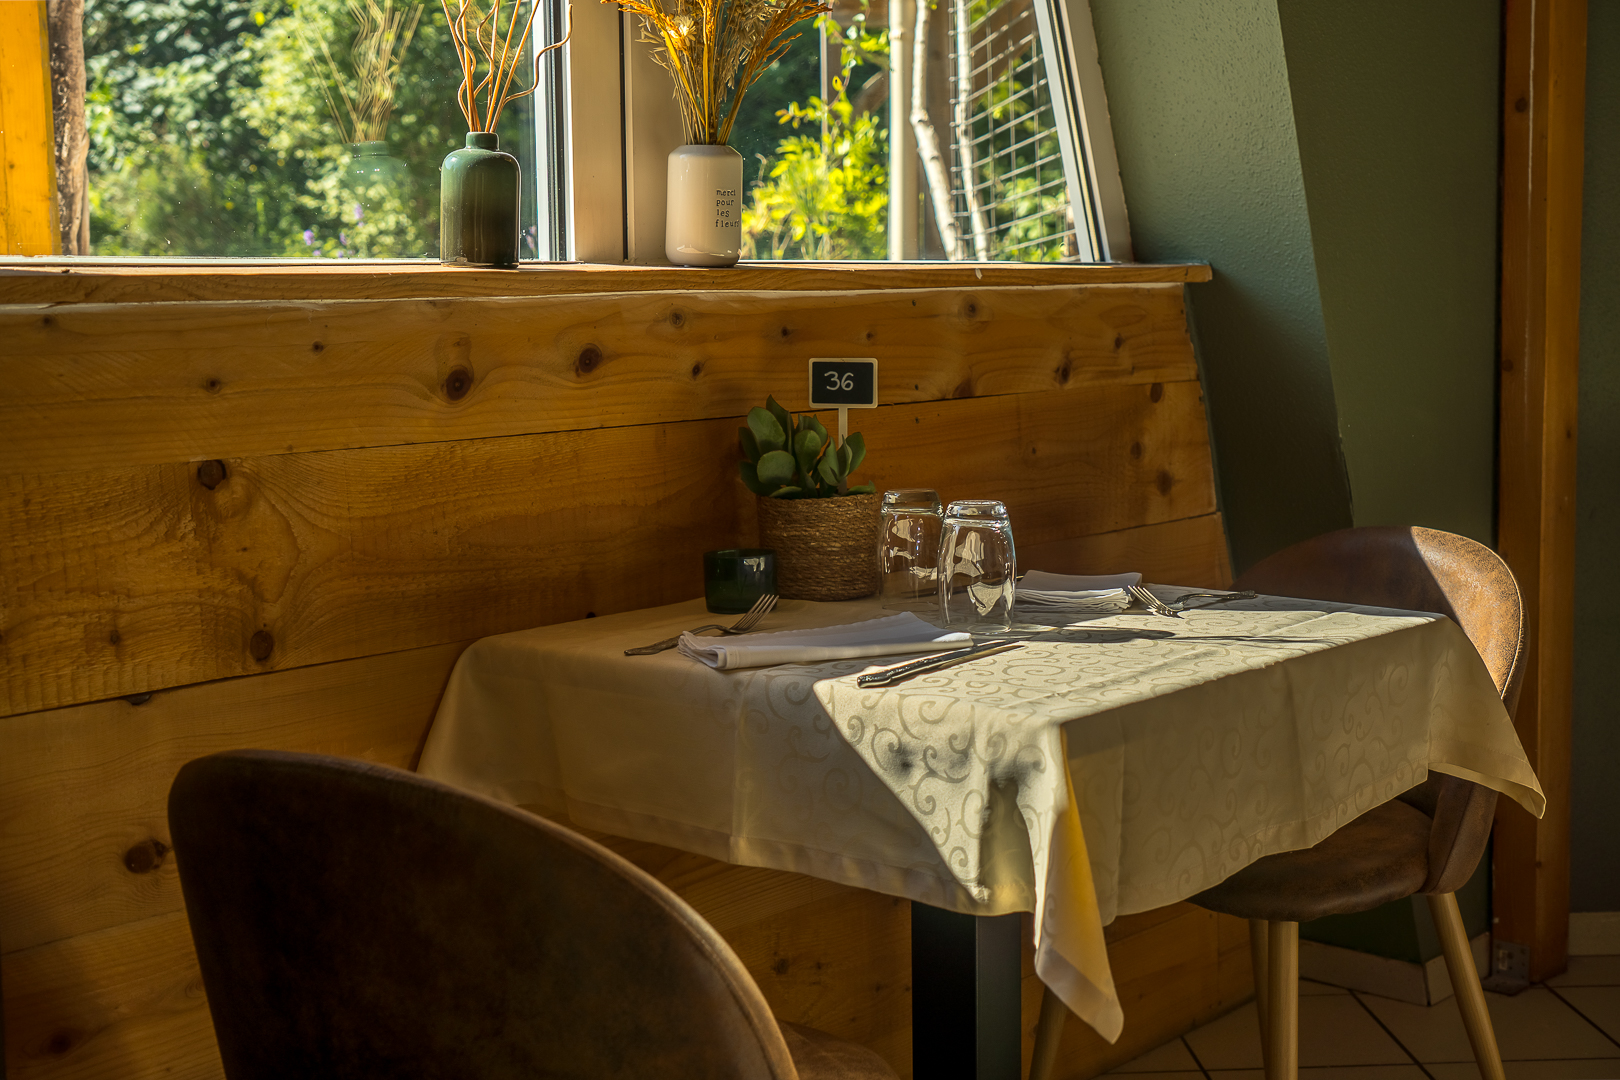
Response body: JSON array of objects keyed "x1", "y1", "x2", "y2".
[{"x1": 808, "y1": 358, "x2": 879, "y2": 409}]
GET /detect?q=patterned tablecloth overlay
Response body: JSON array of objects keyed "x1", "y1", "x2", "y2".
[{"x1": 417, "y1": 589, "x2": 1542, "y2": 1043}]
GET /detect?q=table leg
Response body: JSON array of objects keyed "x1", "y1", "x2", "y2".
[{"x1": 912, "y1": 903, "x2": 1023, "y2": 1080}]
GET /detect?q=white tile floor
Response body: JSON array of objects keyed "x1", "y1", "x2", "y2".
[{"x1": 1104, "y1": 956, "x2": 1620, "y2": 1080}]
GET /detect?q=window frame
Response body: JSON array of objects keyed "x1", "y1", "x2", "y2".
[
  {"x1": 545, "y1": 0, "x2": 1132, "y2": 265},
  {"x1": 5, "y1": 0, "x2": 1130, "y2": 266}
]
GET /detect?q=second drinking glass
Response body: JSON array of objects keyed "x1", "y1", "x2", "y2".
[{"x1": 938, "y1": 500, "x2": 1017, "y2": 631}]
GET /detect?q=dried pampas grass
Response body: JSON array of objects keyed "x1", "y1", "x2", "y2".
[
  {"x1": 605, "y1": 0, "x2": 830, "y2": 145},
  {"x1": 442, "y1": 0, "x2": 572, "y2": 132}
]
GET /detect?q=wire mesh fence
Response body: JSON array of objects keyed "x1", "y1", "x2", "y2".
[{"x1": 945, "y1": 0, "x2": 1078, "y2": 261}]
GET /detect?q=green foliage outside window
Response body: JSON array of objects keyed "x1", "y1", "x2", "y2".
[
  {"x1": 84, "y1": 0, "x2": 533, "y2": 257},
  {"x1": 740, "y1": 10, "x2": 888, "y2": 260}
]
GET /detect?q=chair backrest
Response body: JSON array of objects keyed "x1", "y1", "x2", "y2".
[
  {"x1": 169, "y1": 750, "x2": 799, "y2": 1080},
  {"x1": 1234, "y1": 526, "x2": 1525, "y2": 894}
]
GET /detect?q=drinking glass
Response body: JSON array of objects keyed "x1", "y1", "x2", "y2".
[
  {"x1": 877, "y1": 489, "x2": 945, "y2": 612},
  {"x1": 937, "y1": 500, "x2": 1017, "y2": 631}
]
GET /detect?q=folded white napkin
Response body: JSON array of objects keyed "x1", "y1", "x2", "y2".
[
  {"x1": 678, "y1": 612, "x2": 971, "y2": 671},
  {"x1": 1015, "y1": 570, "x2": 1143, "y2": 613}
]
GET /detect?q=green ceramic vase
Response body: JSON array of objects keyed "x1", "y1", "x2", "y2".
[{"x1": 440, "y1": 131, "x2": 520, "y2": 268}]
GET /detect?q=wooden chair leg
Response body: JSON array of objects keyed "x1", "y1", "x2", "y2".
[
  {"x1": 1266, "y1": 920, "x2": 1298, "y2": 1080},
  {"x1": 1028, "y1": 984, "x2": 1067, "y2": 1080},
  {"x1": 1427, "y1": 892, "x2": 1505, "y2": 1080},
  {"x1": 1251, "y1": 916, "x2": 1271, "y2": 1069}
]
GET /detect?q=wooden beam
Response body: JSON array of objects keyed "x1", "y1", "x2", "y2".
[
  {"x1": 0, "y1": 260, "x2": 1215, "y2": 305},
  {"x1": 0, "y1": 0, "x2": 60, "y2": 256},
  {"x1": 0, "y1": 285, "x2": 1197, "y2": 475},
  {"x1": 1494, "y1": 0, "x2": 1585, "y2": 982}
]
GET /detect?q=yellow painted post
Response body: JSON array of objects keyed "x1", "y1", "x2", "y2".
[{"x1": 0, "y1": 0, "x2": 61, "y2": 255}]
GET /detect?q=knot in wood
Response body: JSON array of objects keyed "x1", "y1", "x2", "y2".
[
  {"x1": 124, "y1": 838, "x2": 170, "y2": 874},
  {"x1": 196, "y1": 460, "x2": 228, "y2": 490},
  {"x1": 669, "y1": 310, "x2": 686, "y2": 328},
  {"x1": 575, "y1": 345, "x2": 603, "y2": 375},
  {"x1": 442, "y1": 366, "x2": 473, "y2": 401},
  {"x1": 249, "y1": 629, "x2": 275, "y2": 661},
  {"x1": 1149, "y1": 382, "x2": 1164, "y2": 403}
]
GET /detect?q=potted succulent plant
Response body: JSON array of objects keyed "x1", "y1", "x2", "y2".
[{"x1": 739, "y1": 395, "x2": 879, "y2": 600}]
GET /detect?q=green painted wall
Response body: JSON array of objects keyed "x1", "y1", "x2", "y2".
[
  {"x1": 1572, "y1": 4, "x2": 1620, "y2": 914},
  {"x1": 1089, "y1": 0, "x2": 1502, "y2": 958},
  {"x1": 1087, "y1": 0, "x2": 1351, "y2": 575},
  {"x1": 1278, "y1": 0, "x2": 1502, "y2": 546}
]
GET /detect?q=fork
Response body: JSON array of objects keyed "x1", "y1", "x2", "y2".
[
  {"x1": 624, "y1": 593, "x2": 779, "y2": 655},
  {"x1": 1128, "y1": 585, "x2": 1183, "y2": 619}
]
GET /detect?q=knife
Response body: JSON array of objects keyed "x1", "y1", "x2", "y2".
[{"x1": 855, "y1": 640, "x2": 1024, "y2": 688}]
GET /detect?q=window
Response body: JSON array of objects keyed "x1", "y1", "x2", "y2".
[{"x1": 4, "y1": 0, "x2": 1127, "y2": 262}]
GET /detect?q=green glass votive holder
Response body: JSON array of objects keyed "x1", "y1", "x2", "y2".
[{"x1": 704, "y1": 549, "x2": 777, "y2": 614}]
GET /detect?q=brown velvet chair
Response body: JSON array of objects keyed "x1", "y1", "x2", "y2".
[
  {"x1": 1029, "y1": 526, "x2": 1521, "y2": 1080},
  {"x1": 168, "y1": 750, "x2": 898, "y2": 1080},
  {"x1": 1196, "y1": 526, "x2": 1522, "y2": 1080}
]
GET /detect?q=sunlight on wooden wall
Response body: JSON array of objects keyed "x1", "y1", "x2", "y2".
[{"x1": 0, "y1": 0, "x2": 60, "y2": 255}]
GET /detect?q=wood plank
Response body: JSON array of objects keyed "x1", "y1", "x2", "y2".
[
  {"x1": 723, "y1": 890, "x2": 912, "y2": 1078},
  {"x1": 0, "y1": 284, "x2": 1196, "y2": 475},
  {"x1": 1494, "y1": 0, "x2": 1585, "y2": 981},
  {"x1": 1019, "y1": 512, "x2": 1233, "y2": 591},
  {"x1": 2, "y1": 911, "x2": 222, "y2": 1080},
  {"x1": 0, "y1": 260, "x2": 1214, "y2": 305},
  {"x1": 0, "y1": 642, "x2": 464, "y2": 955},
  {"x1": 0, "y1": 381, "x2": 1215, "y2": 715},
  {"x1": 1018, "y1": 906, "x2": 1252, "y2": 1080}
]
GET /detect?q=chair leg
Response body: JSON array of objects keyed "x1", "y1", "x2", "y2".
[
  {"x1": 1427, "y1": 892, "x2": 1505, "y2": 1080},
  {"x1": 1250, "y1": 918, "x2": 1271, "y2": 1072},
  {"x1": 1266, "y1": 920, "x2": 1298, "y2": 1080},
  {"x1": 1027, "y1": 984, "x2": 1067, "y2": 1080}
]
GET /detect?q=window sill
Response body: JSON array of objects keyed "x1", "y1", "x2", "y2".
[{"x1": 0, "y1": 258, "x2": 1212, "y2": 305}]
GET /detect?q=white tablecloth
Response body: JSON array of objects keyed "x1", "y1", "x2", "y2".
[{"x1": 417, "y1": 592, "x2": 1542, "y2": 1043}]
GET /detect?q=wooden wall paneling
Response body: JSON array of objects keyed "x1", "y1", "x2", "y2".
[
  {"x1": 0, "y1": 261, "x2": 1213, "y2": 306},
  {"x1": 3, "y1": 911, "x2": 221, "y2": 1080},
  {"x1": 0, "y1": 642, "x2": 465, "y2": 956},
  {"x1": 722, "y1": 891, "x2": 913, "y2": 1076},
  {"x1": 1494, "y1": 0, "x2": 1586, "y2": 980},
  {"x1": 0, "y1": 381, "x2": 1214, "y2": 716},
  {"x1": 0, "y1": 285, "x2": 1196, "y2": 475},
  {"x1": 1018, "y1": 512, "x2": 1233, "y2": 590}
]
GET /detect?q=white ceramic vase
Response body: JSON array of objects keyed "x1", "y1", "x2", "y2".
[{"x1": 666, "y1": 144, "x2": 743, "y2": 267}]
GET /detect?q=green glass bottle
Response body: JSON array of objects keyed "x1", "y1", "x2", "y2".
[{"x1": 440, "y1": 132, "x2": 520, "y2": 268}]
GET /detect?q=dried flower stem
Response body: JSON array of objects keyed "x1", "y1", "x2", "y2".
[
  {"x1": 301, "y1": 0, "x2": 426, "y2": 144},
  {"x1": 603, "y1": 0, "x2": 830, "y2": 146},
  {"x1": 441, "y1": 0, "x2": 573, "y2": 132}
]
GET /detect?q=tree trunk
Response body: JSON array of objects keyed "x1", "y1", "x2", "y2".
[
  {"x1": 909, "y1": 0, "x2": 963, "y2": 259},
  {"x1": 47, "y1": 0, "x2": 88, "y2": 255}
]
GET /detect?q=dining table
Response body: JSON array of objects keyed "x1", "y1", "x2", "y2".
[{"x1": 415, "y1": 586, "x2": 1544, "y2": 1078}]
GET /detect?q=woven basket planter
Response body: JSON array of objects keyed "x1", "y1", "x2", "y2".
[{"x1": 756, "y1": 492, "x2": 881, "y2": 601}]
